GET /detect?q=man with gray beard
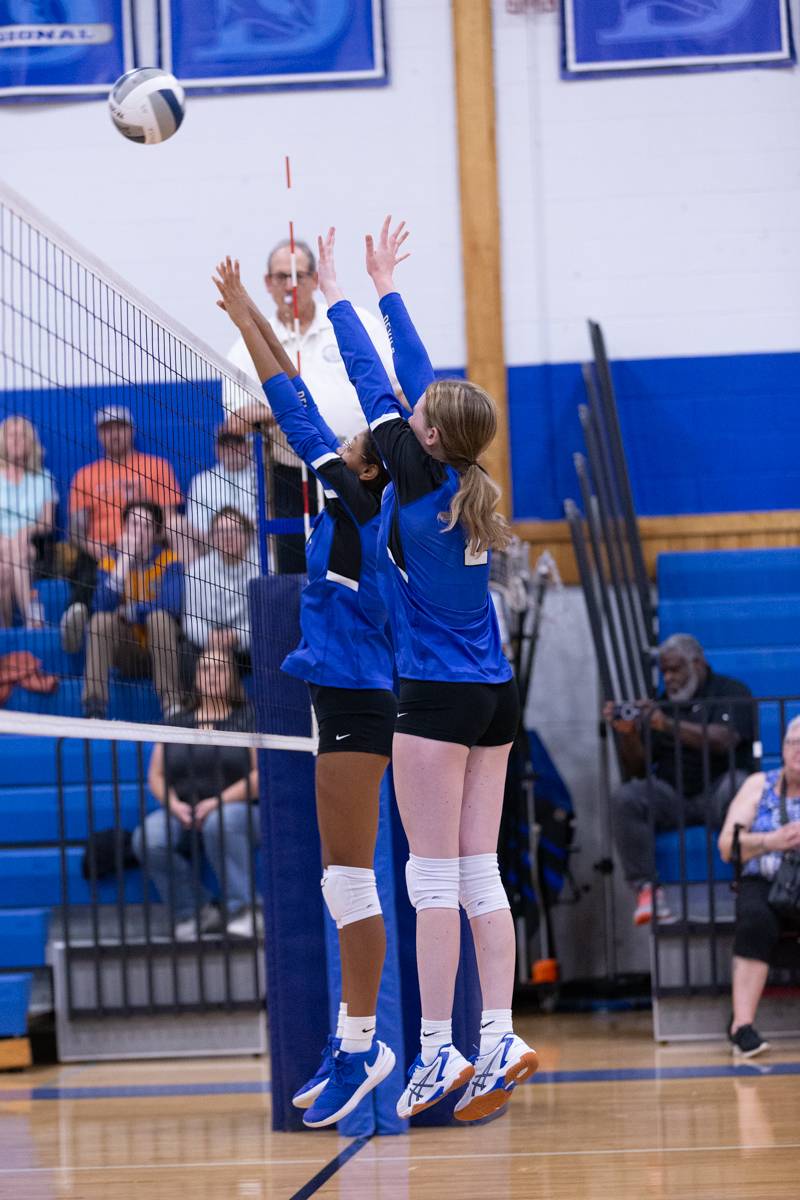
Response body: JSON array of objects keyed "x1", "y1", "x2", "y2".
[{"x1": 604, "y1": 634, "x2": 754, "y2": 926}]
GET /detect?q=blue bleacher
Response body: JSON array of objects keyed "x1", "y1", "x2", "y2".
[
  {"x1": 658, "y1": 548, "x2": 800, "y2": 702},
  {"x1": 0, "y1": 910, "x2": 50, "y2": 968},
  {"x1": 0, "y1": 730, "x2": 157, "y2": 1039},
  {"x1": 0, "y1": 974, "x2": 33, "y2": 1037},
  {"x1": 656, "y1": 547, "x2": 800, "y2": 884}
]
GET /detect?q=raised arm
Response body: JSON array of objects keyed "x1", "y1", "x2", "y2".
[
  {"x1": 215, "y1": 257, "x2": 372, "y2": 520},
  {"x1": 317, "y1": 228, "x2": 402, "y2": 429},
  {"x1": 215, "y1": 259, "x2": 338, "y2": 453},
  {"x1": 365, "y1": 216, "x2": 434, "y2": 407}
]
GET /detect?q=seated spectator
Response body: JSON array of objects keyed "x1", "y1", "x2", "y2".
[
  {"x1": 82, "y1": 500, "x2": 183, "y2": 720},
  {"x1": 604, "y1": 634, "x2": 754, "y2": 926},
  {"x1": 61, "y1": 405, "x2": 182, "y2": 652},
  {"x1": 185, "y1": 426, "x2": 257, "y2": 552},
  {"x1": 719, "y1": 717, "x2": 800, "y2": 1059},
  {"x1": 181, "y1": 507, "x2": 258, "y2": 680},
  {"x1": 133, "y1": 643, "x2": 261, "y2": 941},
  {"x1": 0, "y1": 416, "x2": 57, "y2": 627}
]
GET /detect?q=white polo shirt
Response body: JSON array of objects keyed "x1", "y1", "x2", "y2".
[{"x1": 225, "y1": 299, "x2": 399, "y2": 441}]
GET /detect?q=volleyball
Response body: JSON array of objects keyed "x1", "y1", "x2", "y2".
[{"x1": 108, "y1": 68, "x2": 186, "y2": 146}]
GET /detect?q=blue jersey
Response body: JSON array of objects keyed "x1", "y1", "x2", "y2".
[
  {"x1": 263, "y1": 372, "x2": 394, "y2": 692},
  {"x1": 328, "y1": 299, "x2": 511, "y2": 686}
]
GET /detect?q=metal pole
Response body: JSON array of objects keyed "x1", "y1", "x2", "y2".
[
  {"x1": 588, "y1": 320, "x2": 656, "y2": 645},
  {"x1": 574, "y1": 452, "x2": 631, "y2": 698},
  {"x1": 565, "y1": 499, "x2": 615, "y2": 701},
  {"x1": 579, "y1": 403, "x2": 646, "y2": 697}
]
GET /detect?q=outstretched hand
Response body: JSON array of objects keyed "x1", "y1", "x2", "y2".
[
  {"x1": 316, "y1": 227, "x2": 345, "y2": 307},
  {"x1": 365, "y1": 215, "x2": 410, "y2": 297},
  {"x1": 212, "y1": 257, "x2": 254, "y2": 328}
]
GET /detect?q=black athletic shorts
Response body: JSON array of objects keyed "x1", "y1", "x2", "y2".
[
  {"x1": 309, "y1": 685, "x2": 397, "y2": 758},
  {"x1": 734, "y1": 876, "x2": 800, "y2": 963},
  {"x1": 395, "y1": 677, "x2": 520, "y2": 749}
]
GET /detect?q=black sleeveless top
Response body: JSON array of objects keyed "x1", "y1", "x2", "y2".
[{"x1": 162, "y1": 705, "x2": 255, "y2": 805}]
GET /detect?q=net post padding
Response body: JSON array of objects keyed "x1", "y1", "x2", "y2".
[{"x1": 250, "y1": 573, "x2": 327, "y2": 1131}]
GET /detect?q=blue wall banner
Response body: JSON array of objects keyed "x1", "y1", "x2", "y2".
[
  {"x1": 564, "y1": 0, "x2": 793, "y2": 77},
  {"x1": 0, "y1": 1, "x2": 134, "y2": 99},
  {"x1": 159, "y1": 0, "x2": 387, "y2": 93}
]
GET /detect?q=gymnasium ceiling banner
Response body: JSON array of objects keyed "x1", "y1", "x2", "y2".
[
  {"x1": 158, "y1": 0, "x2": 387, "y2": 94},
  {"x1": 563, "y1": 0, "x2": 793, "y2": 77},
  {"x1": 0, "y1": 0, "x2": 134, "y2": 99}
]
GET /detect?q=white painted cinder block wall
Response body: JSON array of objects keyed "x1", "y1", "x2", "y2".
[
  {"x1": 494, "y1": 0, "x2": 800, "y2": 367},
  {"x1": 0, "y1": 1, "x2": 465, "y2": 369},
  {"x1": 1, "y1": 1, "x2": 799, "y2": 373}
]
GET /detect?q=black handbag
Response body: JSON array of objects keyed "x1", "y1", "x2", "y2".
[{"x1": 768, "y1": 775, "x2": 800, "y2": 920}]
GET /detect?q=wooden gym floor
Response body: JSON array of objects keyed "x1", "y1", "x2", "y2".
[{"x1": 1, "y1": 1012, "x2": 799, "y2": 1199}]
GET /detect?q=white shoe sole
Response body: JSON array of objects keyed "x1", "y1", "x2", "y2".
[
  {"x1": 396, "y1": 1059, "x2": 475, "y2": 1120},
  {"x1": 454, "y1": 1048, "x2": 539, "y2": 1122},
  {"x1": 303, "y1": 1043, "x2": 396, "y2": 1128},
  {"x1": 292, "y1": 1078, "x2": 327, "y2": 1110},
  {"x1": 732, "y1": 1041, "x2": 770, "y2": 1060}
]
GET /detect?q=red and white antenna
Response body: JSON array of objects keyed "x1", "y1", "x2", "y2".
[{"x1": 285, "y1": 155, "x2": 312, "y2": 542}]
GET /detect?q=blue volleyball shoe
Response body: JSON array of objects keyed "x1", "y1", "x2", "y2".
[
  {"x1": 302, "y1": 1040, "x2": 396, "y2": 1128},
  {"x1": 395, "y1": 1044, "x2": 474, "y2": 1119},
  {"x1": 454, "y1": 1033, "x2": 539, "y2": 1122},
  {"x1": 292, "y1": 1036, "x2": 341, "y2": 1110}
]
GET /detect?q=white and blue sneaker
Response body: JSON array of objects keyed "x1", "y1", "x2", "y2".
[
  {"x1": 292, "y1": 1036, "x2": 341, "y2": 1110},
  {"x1": 454, "y1": 1033, "x2": 539, "y2": 1122},
  {"x1": 303, "y1": 1040, "x2": 396, "y2": 1128},
  {"x1": 395, "y1": 1044, "x2": 474, "y2": 1119}
]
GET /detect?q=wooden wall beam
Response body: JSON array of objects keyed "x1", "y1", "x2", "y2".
[
  {"x1": 514, "y1": 510, "x2": 800, "y2": 585},
  {"x1": 451, "y1": 0, "x2": 511, "y2": 508}
]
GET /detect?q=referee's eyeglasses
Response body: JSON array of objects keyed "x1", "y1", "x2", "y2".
[{"x1": 268, "y1": 271, "x2": 313, "y2": 287}]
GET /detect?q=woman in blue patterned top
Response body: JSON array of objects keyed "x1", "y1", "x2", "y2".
[{"x1": 719, "y1": 715, "x2": 800, "y2": 1058}]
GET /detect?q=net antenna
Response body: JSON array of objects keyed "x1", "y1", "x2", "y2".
[{"x1": 284, "y1": 156, "x2": 324, "y2": 527}]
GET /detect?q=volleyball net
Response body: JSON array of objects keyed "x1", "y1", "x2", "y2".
[{"x1": 0, "y1": 180, "x2": 314, "y2": 750}]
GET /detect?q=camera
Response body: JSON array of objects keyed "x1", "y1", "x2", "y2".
[{"x1": 611, "y1": 702, "x2": 641, "y2": 722}]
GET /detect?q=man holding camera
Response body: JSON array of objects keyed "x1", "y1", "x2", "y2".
[{"x1": 605, "y1": 633, "x2": 754, "y2": 926}]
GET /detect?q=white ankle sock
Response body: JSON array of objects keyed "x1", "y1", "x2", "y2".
[
  {"x1": 479, "y1": 1008, "x2": 513, "y2": 1054},
  {"x1": 336, "y1": 1002, "x2": 348, "y2": 1040},
  {"x1": 340, "y1": 1014, "x2": 375, "y2": 1054},
  {"x1": 420, "y1": 1018, "x2": 452, "y2": 1065}
]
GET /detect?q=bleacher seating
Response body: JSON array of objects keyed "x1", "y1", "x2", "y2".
[
  {"x1": 0, "y1": 734, "x2": 157, "y2": 1038},
  {"x1": 658, "y1": 547, "x2": 800, "y2": 766},
  {"x1": 652, "y1": 546, "x2": 800, "y2": 896}
]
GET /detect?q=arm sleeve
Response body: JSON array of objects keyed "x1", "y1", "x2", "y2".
[
  {"x1": 137, "y1": 563, "x2": 183, "y2": 623},
  {"x1": 378, "y1": 291, "x2": 435, "y2": 408},
  {"x1": 327, "y1": 301, "x2": 440, "y2": 500},
  {"x1": 92, "y1": 568, "x2": 120, "y2": 615},
  {"x1": 182, "y1": 559, "x2": 212, "y2": 647},
  {"x1": 292, "y1": 374, "x2": 339, "y2": 452},
  {"x1": 265, "y1": 372, "x2": 376, "y2": 522}
]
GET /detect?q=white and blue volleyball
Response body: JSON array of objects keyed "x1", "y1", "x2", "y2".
[{"x1": 109, "y1": 68, "x2": 186, "y2": 146}]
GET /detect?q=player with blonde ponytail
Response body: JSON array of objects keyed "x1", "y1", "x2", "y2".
[{"x1": 317, "y1": 218, "x2": 538, "y2": 1124}]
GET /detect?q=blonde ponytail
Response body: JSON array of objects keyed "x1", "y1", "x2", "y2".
[{"x1": 424, "y1": 379, "x2": 510, "y2": 555}]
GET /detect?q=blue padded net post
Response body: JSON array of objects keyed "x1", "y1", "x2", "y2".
[{"x1": 250, "y1": 574, "x2": 327, "y2": 1132}]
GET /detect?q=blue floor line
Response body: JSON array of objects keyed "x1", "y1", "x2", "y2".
[
  {"x1": 2, "y1": 1059, "x2": 800, "y2": 1103},
  {"x1": 288, "y1": 1136, "x2": 372, "y2": 1200}
]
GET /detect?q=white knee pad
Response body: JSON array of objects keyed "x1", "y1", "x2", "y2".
[
  {"x1": 405, "y1": 854, "x2": 460, "y2": 912},
  {"x1": 459, "y1": 853, "x2": 510, "y2": 920},
  {"x1": 321, "y1": 865, "x2": 382, "y2": 930}
]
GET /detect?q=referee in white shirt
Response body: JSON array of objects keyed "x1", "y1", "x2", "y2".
[{"x1": 225, "y1": 237, "x2": 399, "y2": 572}]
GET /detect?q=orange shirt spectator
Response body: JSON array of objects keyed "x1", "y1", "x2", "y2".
[{"x1": 68, "y1": 406, "x2": 182, "y2": 554}]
